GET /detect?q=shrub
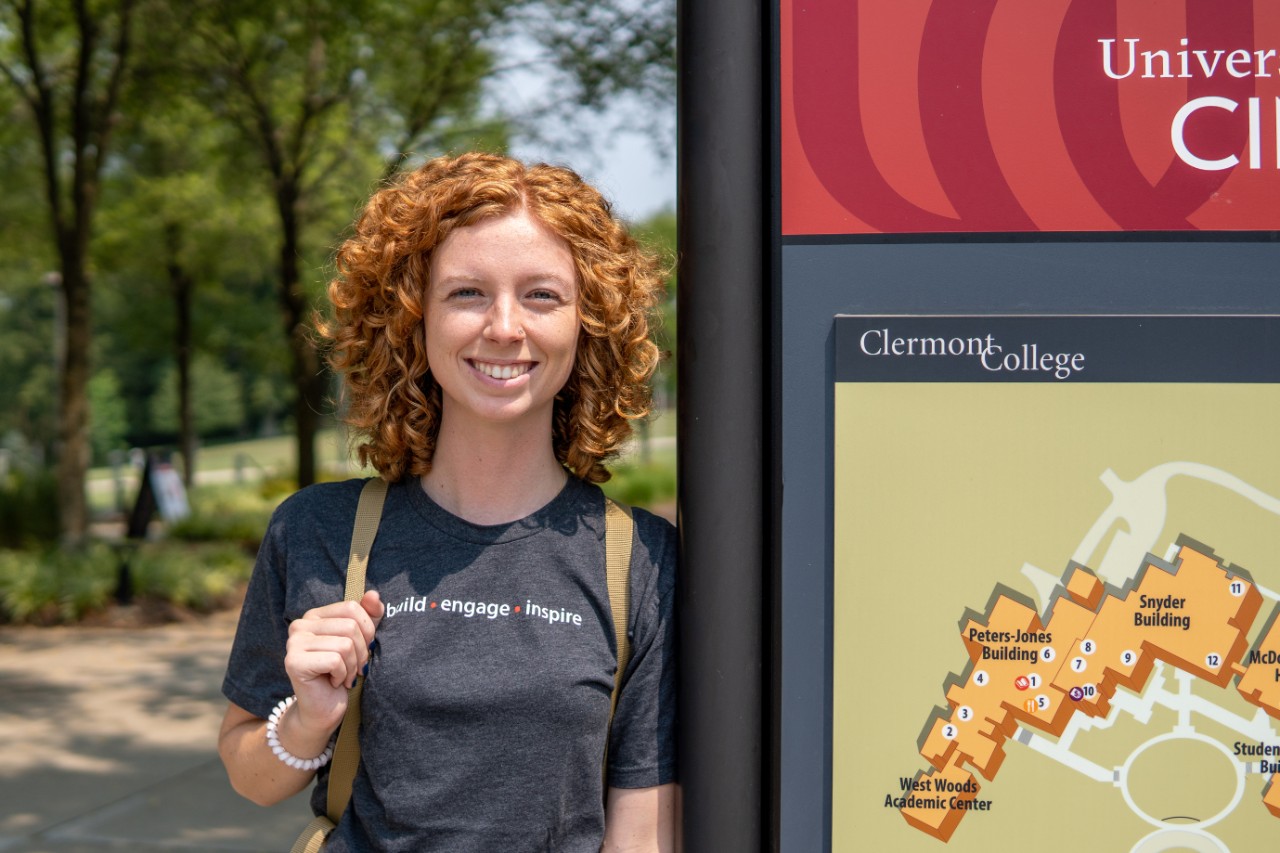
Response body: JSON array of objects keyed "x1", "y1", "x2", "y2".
[
  {"x1": 127, "y1": 541, "x2": 254, "y2": 612},
  {"x1": 601, "y1": 459, "x2": 677, "y2": 509},
  {"x1": 0, "y1": 538, "x2": 255, "y2": 625},
  {"x1": 0, "y1": 468, "x2": 60, "y2": 548},
  {"x1": 0, "y1": 544, "x2": 116, "y2": 624},
  {"x1": 168, "y1": 483, "x2": 277, "y2": 549}
]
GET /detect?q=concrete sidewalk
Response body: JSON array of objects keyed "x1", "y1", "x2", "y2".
[{"x1": 0, "y1": 609, "x2": 314, "y2": 852}]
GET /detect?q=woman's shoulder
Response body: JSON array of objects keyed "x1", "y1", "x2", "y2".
[
  {"x1": 591, "y1": 491, "x2": 676, "y2": 598},
  {"x1": 578, "y1": 482, "x2": 674, "y2": 545},
  {"x1": 628, "y1": 504, "x2": 676, "y2": 550}
]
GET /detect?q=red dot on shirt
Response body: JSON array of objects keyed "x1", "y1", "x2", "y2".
[
  {"x1": 429, "y1": 602, "x2": 437, "y2": 609},
  {"x1": 514, "y1": 606, "x2": 521, "y2": 612}
]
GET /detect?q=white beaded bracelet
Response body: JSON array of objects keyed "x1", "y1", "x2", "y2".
[{"x1": 265, "y1": 696, "x2": 334, "y2": 772}]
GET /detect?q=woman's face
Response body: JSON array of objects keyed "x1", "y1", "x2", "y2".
[{"x1": 424, "y1": 208, "x2": 579, "y2": 431}]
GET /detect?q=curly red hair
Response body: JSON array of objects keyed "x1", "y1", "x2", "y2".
[{"x1": 321, "y1": 152, "x2": 665, "y2": 484}]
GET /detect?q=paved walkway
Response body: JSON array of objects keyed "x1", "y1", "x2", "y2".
[{"x1": 0, "y1": 609, "x2": 313, "y2": 852}]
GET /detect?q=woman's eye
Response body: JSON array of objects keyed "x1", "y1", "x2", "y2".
[
  {"x1": 449, "y1": 287, "x2": 481, "y2": 299},
  {"x1": 528, "y1": 289, "x2": 560, "y2": 302}
]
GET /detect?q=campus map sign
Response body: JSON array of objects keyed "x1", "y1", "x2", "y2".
[
  {"x1": 772, "y1": 3, "x2": 1280, "y2": 852},
  {"x1": 782, "y1": 0, "x2": 1280, "y2": 234},
  {"x1": 832, "y1": 316, "x2": 1280, "y2": 852}
]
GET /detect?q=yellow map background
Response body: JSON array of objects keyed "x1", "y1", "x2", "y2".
[{"x1": 833, "y1": 382, "x2": 1280, "y2": 851}]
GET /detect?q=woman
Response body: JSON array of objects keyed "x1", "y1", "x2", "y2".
[{"x1": 218, "y1": 153, "x2": 677, "y2": 851}]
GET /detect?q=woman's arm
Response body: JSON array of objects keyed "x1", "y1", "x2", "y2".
[
  {"x1": 602, "y1": 783, "x2": 678, "y2": 852},
  {"x1": 219, "y1": 592, "x2": 383, "y2": 806},
  {"x1": 218, "y1": 701, "x2": 329, "y2": 806}
]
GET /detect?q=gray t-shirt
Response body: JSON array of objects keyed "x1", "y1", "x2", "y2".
[{"x1": 223, "y1": 476, "x2": 677, "y2": 852}]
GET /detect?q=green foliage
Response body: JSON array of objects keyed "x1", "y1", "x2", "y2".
[
  {"x1": 127, "y1": 541, "x2": 254, "y2": 612},
  {"x1": 0, "y1": 544, "x2": 117, "y2": 624},
  {"x1": 88, "y1": 370, "x2": 130, "y2": 464},
  {"x1": 0, "y1": 476, "x2": 275, "y2": 624},
  {"x1": 0, "y1": 273, "x2": 58, "y2": 462},
  {"x1": 601, "y1": 457, "x2": 676, "y2": 509},
  {"x1": 0, "y1": 539, "x2": 255, "y2": 625},
  {"x1": 168, "y1": 483, "x2": 277, "y2": 548},
  {"x1": 633, "y1": 208, "x2": 677, "y2": 405},
  {"x1": 2, "y1": 0, "x2": 677, "y2": 525},
  {"x1": 0, "y1": 468, "x2": 60, "y2": 549},
  {"x1": 0, "y1": 87, "x2": 57, "y2": 461},
  {"x1": 529, "y1": 0, "x2": 675, "y2": 118},
  {"x1": 149, "y1": 354, "x2": 247, "y2": 438},
  {"x1": 258, "y1": 473, "x2": 302, "y2": 501}
]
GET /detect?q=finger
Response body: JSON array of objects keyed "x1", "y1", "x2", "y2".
[
  {"x1": 286, "y1": 634, "x2": 363, "y2": 688},
  {"x1": 361, "y1": 590, "x2": 384, "y2": 627},
  {"x1": 300, "y1": 600, "x2": 377, "y2": 647},
  {"x1": 289, "y1": 615, "x2": 371, "y2": 667},
  {"x1": 289, "y1": 616, "x2": 371, "y2": 673},
  {"x1": 303, "y1": 599, "x2": 376, "y2": 630},
  {"x1": 286, "y1": 647, "x2": 356, "y2": 691}
]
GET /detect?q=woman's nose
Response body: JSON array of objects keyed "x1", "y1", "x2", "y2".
[{"x1": 485, "y1": 296, "x2": 525, "y2": 342}]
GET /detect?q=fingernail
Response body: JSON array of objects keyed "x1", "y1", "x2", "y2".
[{"x1": 362, "y1": 662, "x2": 370, "y2": 677}]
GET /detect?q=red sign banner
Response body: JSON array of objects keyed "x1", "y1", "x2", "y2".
[{"x1": 782, "y1": 0, "x2": 1280, "y2": 234}]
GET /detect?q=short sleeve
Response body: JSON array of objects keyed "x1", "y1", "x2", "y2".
[
  {"x1": 221, "y1": 506, "x2": 295, "y2": 720},
  {"x1": 604, "y1": 510, "x2": 677, "y2": 788}
]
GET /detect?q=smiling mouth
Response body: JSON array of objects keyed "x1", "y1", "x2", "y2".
[{"x1": 471, "y1": 360, "x2": 533, "y2": 380}]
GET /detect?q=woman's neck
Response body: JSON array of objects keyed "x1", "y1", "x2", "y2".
[{"x1": 421, "y1": 414, "x2": 569, "y2": 525}]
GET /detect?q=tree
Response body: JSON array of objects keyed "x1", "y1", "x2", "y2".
[
  {"x1": 531, "y1": 0, "x2": 674, "y2": 120},
  {"x1": 191, "y1": 0, "x2": 677, "y2": 488},
  {"x1": 94, "y1": 71, "x2": 276, "y2": 486},
  {"x1": 1, "y1": 0, "x2": 677, "y2": 529},
  {"x1": 149, "y1": 354, "x2": 246, "y2": 437},
  {"x1": 0, "y1": 71, "x2": 58, "y2": 466},
  {"x1": 189, "y1": 0, "x2": 514, "y2": 488},
  {"x1": 0, "y1": 0, "x2": 142, "y2": 541},
  {"x1": 634, "y1": 207, "x2": 676, "y2": 409}
]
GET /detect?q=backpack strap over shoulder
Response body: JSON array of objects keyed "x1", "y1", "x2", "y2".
[
  {"x1": 327, "y1": 477, "x2": 388, "y2": 823},
  {"x1": 603, "y1": 497, "x2": 635, "y2": 788},
  {"x1": 289, "y1": 478, "x2": 388, "y2": 853}
]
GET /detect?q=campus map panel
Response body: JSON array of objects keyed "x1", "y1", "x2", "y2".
[{"x1": 833, "y1": 316, "x2": 1280, "y2": 853}]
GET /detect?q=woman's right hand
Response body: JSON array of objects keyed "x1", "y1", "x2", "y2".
[{"x1": 283, "y1": 590, "x2": 384, "y2": 737}]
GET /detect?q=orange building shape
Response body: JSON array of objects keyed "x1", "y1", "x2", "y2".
[
  {"x1": 904, "y1": 537, "x2": 1274, "y2": 842},
  {"x1": 1237, "y1": 604, "x2": 1280, "y2": 816},
  {"x1": 1266, "y1": 774, "x2": 1280, "y2": 819}
]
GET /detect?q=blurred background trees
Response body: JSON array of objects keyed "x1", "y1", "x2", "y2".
[{"x1": 0, "y1": 0, "x2": 675, "y2": 544}]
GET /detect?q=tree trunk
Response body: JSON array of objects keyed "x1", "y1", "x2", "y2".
[
  {"x1": 277, "y1": 182, "x2": 321, "y2": 488},
  {"x1": 166, "y1": 223, "x2": 196, "y2": 488},
  {"x1": 56, "y1": 246, "x2": 92, "y2": 543}
]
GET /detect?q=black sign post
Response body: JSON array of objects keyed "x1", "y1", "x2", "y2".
[{"x1": 678, "y1": 0, "x2": 768, "y2": 850}]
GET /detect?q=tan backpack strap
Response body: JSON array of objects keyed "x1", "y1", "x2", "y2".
[
  {"x1": 344, "y1": 477, "x2": 388, "y2": 602},
  {"x1": 603, "y1": 497, "x2": 634, "y2": 788},
  {"x1": 327, "y1": 478, "x2": 388, "y2": 824},
  {"x1": 290, "y1": 815, "x2": 337, "y2": 853}
]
